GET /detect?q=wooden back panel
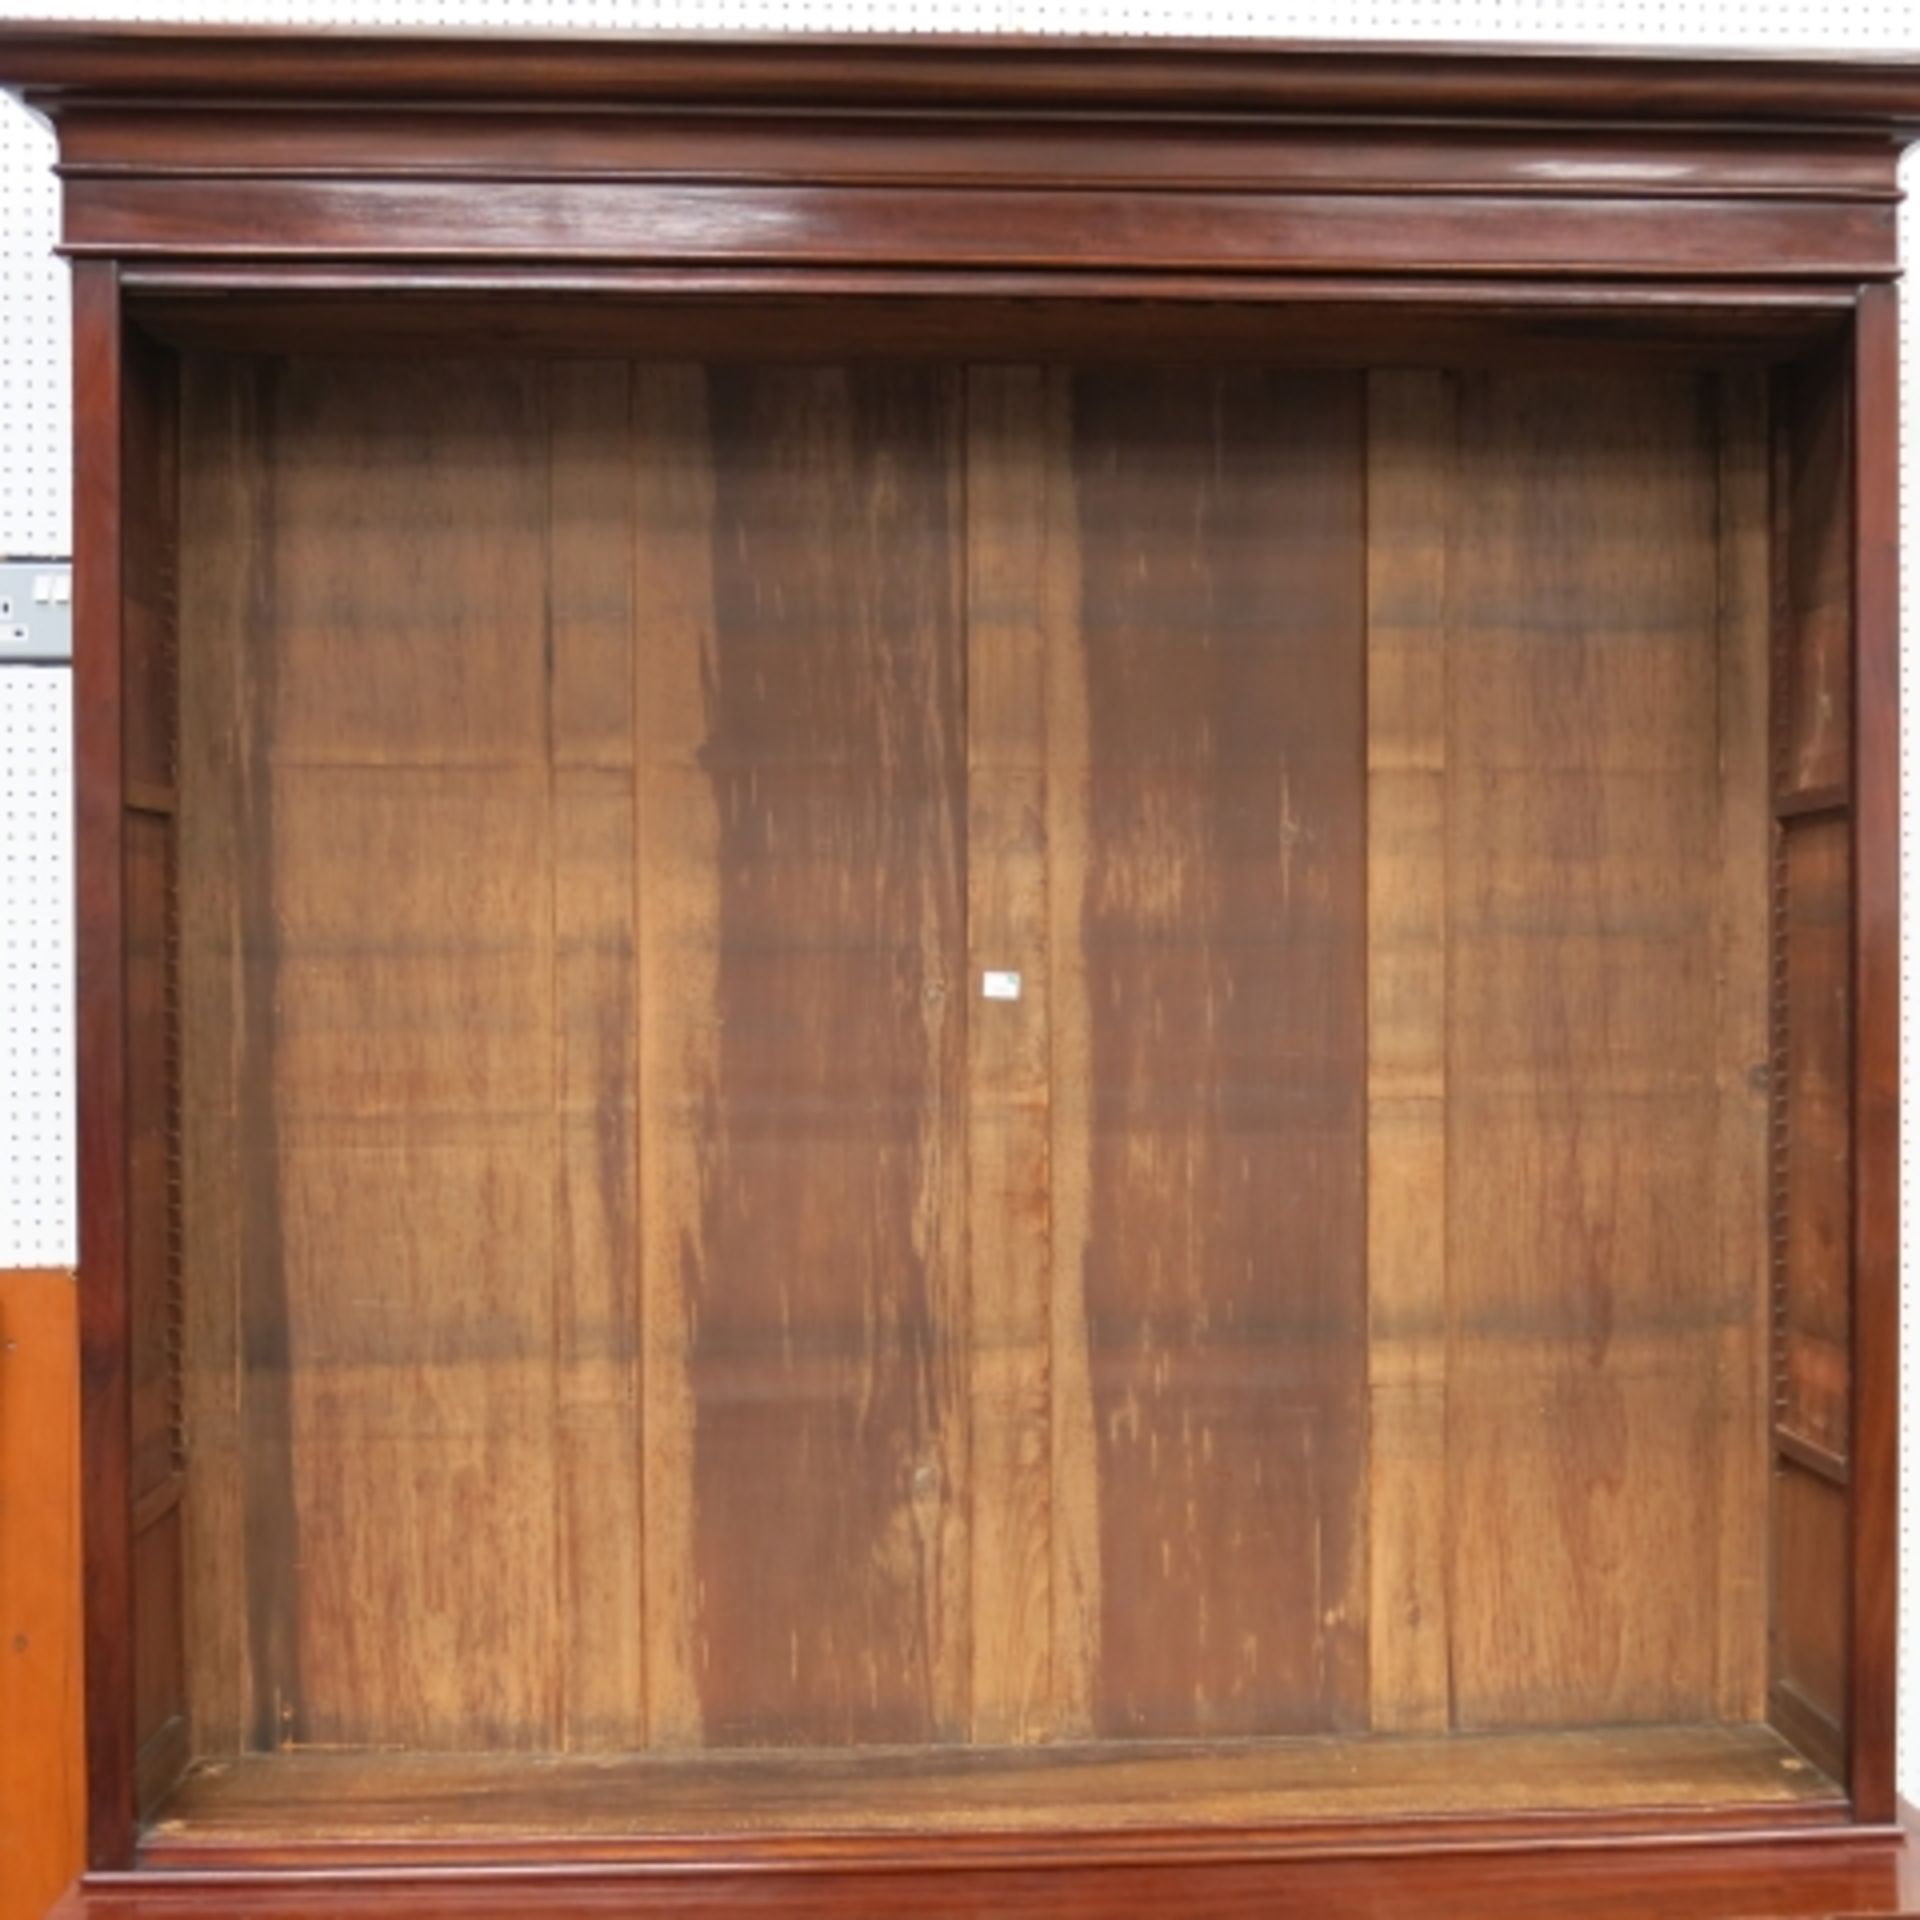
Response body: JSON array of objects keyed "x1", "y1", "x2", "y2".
[
  {"x1": 1366, "y1": 370, "x2": 1770, "y2": 1732},
  {"x1": 173, "y1": 353, "x2": 1770, "y2": 1760}
]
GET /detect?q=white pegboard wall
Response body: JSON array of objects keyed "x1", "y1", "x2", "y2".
[
  {"x1": 0, "y1": 670, "x2": 73, "y2": 1268},
  {"x1": 0, "y1": 92, "x2": 62, "y2": 557},
  {"x1": 2, "y1": 0, "x2": 1919, "y2": 1800}
]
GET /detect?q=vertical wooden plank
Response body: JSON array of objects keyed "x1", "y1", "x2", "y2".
[
  {"x1": 124, "y1": 810, "x2": 175, "y2": 1515},
  {"x1": 179, "y1": 359, "x2": 306, "y2": 1757},
  {"x1": 1365, "y1": 370, "x2": 1454, "y2": 1734},
  {"x1": 1444, "y1": 372, "x2": 1748, "y2": 1728},
  {"x1": 1848, "y1": 281, "x2": 1900, "y2": 1821},
  {"x1": 633, "y1": 365, "x2": 714, "y2": 1752},
  {"x1": 1772, "y1": 1461, "x2": 1851, "y2": 1781},
  {"x1": 119, "y1": 325, "x2": 188, "y2": 1816},
  {"x1": 120, "y1": 327, "x2": 177, "y2": 804},
  {"x1": 964, "y1": 367, "x2": 1055, "y2": 1746},
  {"x1": 1778, "y1": 346, "x2": 1854, "y2": 806},
  {"x1": 1058, "y1": 368, "x2": 1368, "y2": 1739},
  {"x1": 547, "y1": 361, "x2": 644, "y2": 1752},
  {"x1": 177, "y1": 355, "x2": 249, "y2": 1757},
  {"x1": 0, "y1": 1271, "x2": 86, "y2": 1920},
  {"x1": 1712, "y1": 371, "x2": 1773, "y2": 1724},
  {"x1": 1766, "y1": 329, "x2": 1861, "y2": 1790},
  {"x1": 193, "y1": 359, "x2": 565, "y2": 1750},
  {"x1": 130, "y1": 1505, "x2": 185, "y2": 1813},
  {"x1": 636, "y1": 365, "x2": 970, "y2": 1747},
  {"x1": 1042, "y1": 369, "x2": 1100, "y2": 1741},
  {"x1": 1778, "y1": 816, "x2": 1853, "y2": 1461},
  {"x1": 276, "y1": 358, "x2": 560, "y2": 1750},
  {"x1": 71, "y1": 257, "x2": 134, "y2": 1868}
]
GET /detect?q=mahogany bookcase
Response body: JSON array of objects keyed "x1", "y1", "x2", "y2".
[{"x1": 3, "y1": 24, "x2": 1919, "y2": 1918}]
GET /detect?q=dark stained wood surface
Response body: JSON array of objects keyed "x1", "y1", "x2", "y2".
[
  {"x1": 1777, "y1": 350, "x2": 1854, "y2": 804},
  {"x1": 1771, "y1": 1461, "x2": 1849, "y2": 1783},
  {"x1": 1778, "y1": 816, "x2": 1852, "y2": 1461},
  {"x1": 41, "y1": 18, "x2": 1910, "y2": 1897},
  {"x1": 1763, "y1": 323, "x2": 1870, "y2": 1800},
  {"x1": 179, "y1": 359, "x2": 569, "y2": 1753},
  {"x1": 962, "y1": 368, "x2": 1058, "y2": 1747},
  {"x1": 1845, "y1": 282, "x2": 1901, "y2": 1826},
  {"x1": 50, "y1": 1825, "x2": 1920, "y2": 1920},
  {"x1": 634, "y1": 365, "x2": 970, "y2": 1749},
  {"x1": 12, "y1": 31, "x2": 1915, "y2": 287},
  {"x1": 56, "y1": 177, "x2": 1899, "y2": 283},
  {"x1": 53, "y1": 109, "x2": 1906, "y2": 201},
  {"x1": 1710, "y1": 369, "x2": 1776, "y2": 1725},
  {"x1": 1408, "y1": 371, "x2": 1768, "y2": 1728},
  {"x1": 175, "y1": 357, "x2": 257, "y2": 1763},
  {"x1": 1049, "y1": 368, "x2": 1367, "y2": 1739},
  {"x1": 170, "y1": 353, "x2": 1789, "y2": 1772},
  {"x1": 6, "y1": 24, "x2": 1920, "y2": 128},
  {"x1": 1364, "y1": 371, "x2": 1453, "y2": 1736},
  {"x1": 547, "y1": 361, "x2": 646, "y2": 1756},
  {"x1": 72, "y1": 257, "x2": 136, "y2": 1871},
  {"x1": 122, "y1": 281, "x2": 1857, "y2": 373},
  {"x1": 122, "y1": 809, "x2": 173, "y2": 1514}
]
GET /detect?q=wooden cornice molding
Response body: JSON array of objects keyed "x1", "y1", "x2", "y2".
[
  {"x1": 3, "y1": 23, "x2": 1920, "y2": 129},
  {"x1": 3, "y1": 25, "x2": 1916, "y2": 282}
]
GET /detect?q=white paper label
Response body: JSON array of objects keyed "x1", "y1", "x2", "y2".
[{"x1": 981, "y1": 970, "x2": 1023, "y2": 1002}]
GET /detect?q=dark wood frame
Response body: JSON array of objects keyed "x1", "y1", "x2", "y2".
[{"x1": 5, "y1": 24, "x2": 1916, "y2": 1913}]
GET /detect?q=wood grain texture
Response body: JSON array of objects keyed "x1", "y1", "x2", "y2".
[
  {"x1": 1040, "y1": 366, "x2": 1100, "y2": 1743},
  {"x1": 73, "y1": 257, "x2": 134, "y2": 1871},
  {"x1": 547, "y1": 362, "x2": 644, "y2": 1754},
  {"x1": 1711, "y1": 371, "x2": 1773, "y2": 1724},
  {"x1": 124, "y1": 281, "x2": 1856, "y2": 375},
  {"x1": 142, "y1": 1723, "x2": 1836, "y2": 1863},
  {"x1": 1846, "y1": 285, "x2": 1901, "y2": 1824},
  {"x1": 1053, "y1": 368, "x2": 1367, "y2": 1739},
  {"x1": 1777, "y1": 816, "x2": 1852, "y2": 1461},
  {"x1": 1776, "y1": 349, "x2": 1853, "y2": 805},
  {"x1": 177, "y1": 359, "x2": 307, "y2": 1757},
  {"x1": 0, "y1": 1271, "x2": 87, "y2": 1920},
  {"x1": 1771, "y1": 1460, "x2": 1849, "y2": 1783},
  {"x1": 8, "y1": 26, "x2": 1920, "y2": 130},
  {"x1": 630, "y1": 364, "x2": 712, "y2": 1753},
  {"x1": 121, "y1": 328, "x2": 189, "y2": 1825},
  {"x1": 166, "y1": 353, "x2": 1788, "y2": 1787},
  {"x1": 56, "y1": 1814, "x2": 1920, "y2": 1920},
  {"x1": 55, "y1": 1817, "x2": 1920, "y2": 1920},
  {"x1": 1365, "y1": 371, "x2": 1454, "y2": 1735},
  {"x1": 123, "y1": 811, "x2": 175, "y2": 1515},
  {"x1": 176, "y1": 357, "x2": 252, "y2": 1762},
  {"x1": 39, "y1": 29, "x2": 1919, "y2": 1878},
  {"x1": 179, "y1": 359, "x2": 572, "y2": 1752},
  {"x1": 1436, "y1": 372, "x2": 1766, "y2": 1728},
  {"x1": 963, "y1": 367, "x2": 1059, "y2": 1746},
  {"x1": 266, "y1": 356, "x2": 561, "y2": 1752},
  {"x1": 633, "y1": 365, "x2": 970, "y2": 1749},
  {"x1": 130, "y1": 1507, "x2": 186, "y2": 1817},
  {"x1": 50, "y1": 106, "x2": 1906, "y2": 201},
  {"x1": 57, "y1": 176, "x2": 1899, "y2": 286}
]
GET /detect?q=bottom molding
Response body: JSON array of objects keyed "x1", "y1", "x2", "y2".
[{"x1": 57, "y1": 1819, "x2": 1920, "y2": 1920}]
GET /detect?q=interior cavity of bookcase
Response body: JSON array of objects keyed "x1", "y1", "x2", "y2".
[{"x1": 1, "y1": 0, "x2": 1917, "y2": 1804}]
